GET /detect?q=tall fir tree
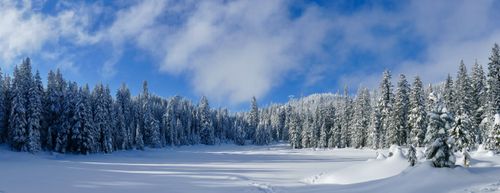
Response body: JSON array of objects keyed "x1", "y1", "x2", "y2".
[
  {"x1": 389, "y1": 74, "x2": 410, "y2": 146},
  {"x1": 0, "y1": 68, "x2": 5, "y2": 144},
  {"x1": 487, "y1": 43, "x2": 500, "y2": 115},
  {"x1": 408, "y1": 76, "x2": 427, "y2": 147},
  {"x1": 378, "y1": 70, "x2": 394, "y2": 148},
  {"x1": 471, "y1": 62, "x2": 487, "y2": 143},
  {"x1": 340, "y1": 86, "x2": 353, "y2": 147},
  {"x1": 352, "y1": 88, "x2": 371, "y2": 148},
  {"x1": 199, "y1": 96, "x2": 214, "y2": 145},
  {"x1": 72, "y1": 85, "x2": 94, "y2": 154},
  {"x1": 27, "y1": 71, "x2": 43, "y2": 152},
  {"x1": 453, "y1": 61, "x2": 476, "y2": 149},
  {"x1": 9, "y1": 66, "x2": 28, "y2": 151},
  {"x1": 249, "y1": 96, "x2": 259, "y2": 141},
  {"x1": 443, "y1": 74, "x2": 455, "y2": 115}
]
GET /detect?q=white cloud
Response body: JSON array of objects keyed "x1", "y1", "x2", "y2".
[
  {"x1": 338, "y1": 0, "x2": 500, "y2": 88},
  {"x1": 101, "y1": 0, "x2": 330, "y2": 104},
  {"x1": 0, "y1": 1, "x2": 99, "y2": 70},
  {"x1": 0, "y1": 1, "x2": 53, "y2": 65},
  {"x1": 157, "y1": 0, "x2": 330, "y2": 104},
  {"x1": 3, "y1": 0, "x2": 499, "y2": 105}
]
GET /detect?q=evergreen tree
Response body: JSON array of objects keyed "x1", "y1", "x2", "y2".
[
  {"x1": 115, "y1": 84, "x2": 133, "y2": 150},
  {"x1": 378, "y1": 70, "x2": 394, "y2": 148},
  {"x1": 487, "y1": 43, "x2": 500, "y2": 115},
  {"x1": 339, "y1": 86, "x2": 353, "y2": 147},
  {"x1": 426, "y1": 137, "x2": 455, "y2": 168},
  {"x1": 256, "y1": 110, "x2": 272, "y2": 145},
  {"x1": 369, "y1": 94, "x2": 382, "y2": 149},
  {"x1": 407, "y1": 145, "x2": 417, "y2": 166},
  {"x1": 0, "y1": 68, "x2": 5, "y2": 144},
  {"x1": 352, "y1": 88, "x2": 371, "y2": 148},
  {"x1": 452, "y1": 61, "x2": 476, "y2": 149},
  {"x1": 233, "y1": 116, "x2": 246, "y2": 145},
  {"x1": 408, "y1": 76, "x2": 427, "y2": 147},
  {"x1": 9, "y1": 66, "x2": 28, "y2": 151},
  {"x1": 249, "y1": 96, "x2": 259, "y2": 141},
  {"x1": 53, "y1": 70, "x2": 69, "y2": 153},
  {"x1": 424, "y1": 94, "x2": 453, "y2": 145},
  {"x1": 72, "y1": 85, "x2": 94, "y2": 154},
  {"x1": 322, "y1": 105, "x2": 335, "y2": 148},
  {"x1": 288, "y1": 111, "x2": 301, "y2": 149},
  {"x1": 471, "y1": 62, "x2": 487, "y2": 143},
  {"x1": 450, "y1": 115, "x2": 474, "y2": 152},
  {"x1": 1, "y1": 74, "x2": 11, "y2": 145},
  {"x1": 485, "y1": 114, "x2": 500, "y2": 152},
  {"x1": 199, "y1": 96, "x2": 214, "y2": 145},
  {"x1": 92, "y1": 84, "x2": 113, "y2": 153},
  {"x1": 27, "y1": 71, "x2": 43, "y2": 152},
  {"x1": 443, "y1": 74, "x2": 455, "y2": 115},
  {"x1": 393, "y1": 74, "x2": 410, "y2": 145}
]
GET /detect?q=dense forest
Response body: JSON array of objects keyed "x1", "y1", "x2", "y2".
[{"x1": 0, "y1": 44, "x2": 499, "y2": 155}]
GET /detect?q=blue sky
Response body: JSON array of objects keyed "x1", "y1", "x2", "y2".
[{"x1": 1, "y1": 0, "x2": 500, "y2": 111}]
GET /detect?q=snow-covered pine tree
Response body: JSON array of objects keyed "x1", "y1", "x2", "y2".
[
  {"x1": 452, "y1": 61, "x2": 476, "y2": 150},
  {"x1": 485, "y1": 44, "x2": 500, "y2": 151},
  {"x1": 450, "y1": 115, "x2": 474, "y2": 152},
  {"x1": 485, "y1": 114, "x2": 500, "y2": 152},
  {"x1": 141, "y1": 81, "x2": 160, "y2": 148},
  {"x1": 233, "y1": 115, "x2": 246, "y2": 145},
  {"x1": 1, "y1": 74, "x2": 10, "y2": 145},
  {"x1": 369, "y1": 90, "x2": 382, "y2": 149},
  {"x1": 199, "y1": 96, "x2": 215, "y2": 145},
  {"x1": 115, "y1": 84, "x2": 133, "y2": 150},
  {"x1": 471, "y1": 62, "x2": 487, "y2": 143},
  {"x1": 27, "y1": 71, "x2": 43, "y2": 153},
  {"x1": 487, "y1": 43, "x2": 500, "y2": 116},
  {"x1": 425, "y1": 137, "x2": 455, "y2": 168},
  {"x1": 134, "y1": 121, "x2": 144, "y2": 150},
  {"x1": 324, "y1": 106, "x2": 336, "y2": 148},
  {"x1": 407, "y1": 145, "x2": 417, "y2": 166},
  {"x1": 256, "y1": 110, "x2": 271, "y2": 146},
  {"x1": 424, "y1": 92, "x2": 456, "y2": 167},
  {"x1": 339, "y1": 86, "x2": 353, "y2": 148},
  {"x1": 443, "y1": 74, "x2": 455, "y2": 115},
  {"x1": 394, "y1": 74, "x2": 410, "y2": 146},
  {"x1": 409, "y1": 76, "x2": 427, "y2": 147},
  {"x1": 60, "y1": 82, "x2": 77, "y2": 153},
  {"x1": 9, "y1": 66, "x2": 28, "y2": 151},
  {"x1": 249, "y1": 96, "x2": 259, "y2": 141},
  {"x1": 352, "y1": 88, "x2": 371, "y2": 148},
  {"x1": 300, "y1": 111, "x2": 314, "y2": 148},
  {"x1": 164, "y1": 98, "x2": 176, "y2": 146},
  {"x1": 0, "y1": 68, "x2": 5, "y2": 144},
  {"x1": 72, "y1": 85, "x2": 94, "y2": 154},
  {"x1": 379, "y1": 70, "x2": 394, "y2": 148},
  {"x1": 288, "y1": 110, "x2": 302, "y2": 149},
  {"x1": 424, "y1": 93, "x2": 453, "y2": 145},
  {"x1": 91, "y1": 84, "x2": 112, "y2": 153},
  {"x1": 175, "y1": 118, "x2": 183, "y2": 145}
]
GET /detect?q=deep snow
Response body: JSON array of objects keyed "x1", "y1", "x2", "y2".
[{"x1": 0, "y1": 144, "x2": 499, "y2": 193}]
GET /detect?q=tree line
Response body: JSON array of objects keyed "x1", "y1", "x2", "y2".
[{"x1": 0, "y1": 44, "x2": 499, "y2": 154}]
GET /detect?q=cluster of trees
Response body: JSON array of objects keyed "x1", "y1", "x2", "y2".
[
  {"x1": 256, "y1": 44, "x2": 500, "y2": 154},
  {"x1": 0, "y1": 45, "x2": 499, "y2": 155}
]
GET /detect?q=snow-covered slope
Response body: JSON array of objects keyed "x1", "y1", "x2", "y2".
[{"x1": 0, "y1": 144, "x2": 499, "y2": 193}]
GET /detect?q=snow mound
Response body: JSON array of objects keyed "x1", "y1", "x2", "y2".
[
  {"x1": 376, "y1": 152, "x2": 387, "y2": 160},
  {"x1": 474, "y1": 145, "x2": 497, "y2": 158},
  {"x1": 304, "y1": 149, "x2": 408, "y2": 185},
  {"x1": 416, "y1": 149, "x2": 425, "y2": 160}
]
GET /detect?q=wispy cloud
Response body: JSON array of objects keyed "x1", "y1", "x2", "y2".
[{"x1": 1, "y1": 0, "x2": 499, "y2": 105}]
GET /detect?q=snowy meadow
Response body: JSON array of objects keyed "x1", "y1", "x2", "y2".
[{"x1": 1, "y1": 144, "x2": 499, "y2": 193}]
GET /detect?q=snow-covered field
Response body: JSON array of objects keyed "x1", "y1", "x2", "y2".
[{"x1": 1, "y1": 144, "x2": 499, "y2": 193}]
